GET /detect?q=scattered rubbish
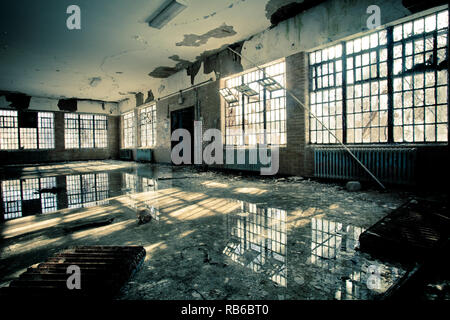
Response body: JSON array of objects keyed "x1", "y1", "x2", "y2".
[
  {"x1": 157, "y1": 176, "x2": 196, "y2": 180},
  {"x1": 346, "y1": 181, "x2": 362, "y2": 192},
  {"x1": 137, "y1": 206, "x2": 159, "y2": 225},
  {"x1": 62, "y1": 217, "x2": 114, "y2": 233}
]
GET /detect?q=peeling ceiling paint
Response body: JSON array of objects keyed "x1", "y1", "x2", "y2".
[
  {"x1": 176, "y1": 24, "x2": 237, "y2": 47},
  {"x1": 0, "y1": 0, "x2": 271, "y2": 102}
]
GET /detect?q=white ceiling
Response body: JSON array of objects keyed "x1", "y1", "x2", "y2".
[{"x1": 0, "y1": 0, "x2": 284, "y2": 102}]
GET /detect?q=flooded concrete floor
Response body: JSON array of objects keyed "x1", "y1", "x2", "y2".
[{"x1": 0, "y1": 160, "x2": 443, "y2": 299}]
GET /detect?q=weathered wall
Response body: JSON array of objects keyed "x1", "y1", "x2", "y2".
[
  {"x1": 0, "y1": 95, "x2": 120, "y2": 165},
  {"x1": 118, "y1": 1, "x2": 448, "y2": 180},
  {"x1": 0, "y1": 112, "x2": 120, "y2": 165},
  {"x1": 0, "y1": 94, "x2": 119, "y2": 115},
  {"x1": 120, "y1": 80, "x2": 221, "y2": 164},
  {"x1": 241, "y1": 0, "x2": 412, "y2": 69}
]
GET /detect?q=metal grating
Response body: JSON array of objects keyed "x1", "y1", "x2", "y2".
[
  {"x1": 314, "y1": 147, "x2": 417, "y2": 185},
  {"x1": 1, "y1": 246, "x2": 146, "y2": 298},
  {"x1": 359, "y1": 200, "x2": 449, "y2": 263}
]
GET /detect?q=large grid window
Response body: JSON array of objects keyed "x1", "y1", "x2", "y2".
[
  {"x1": 80, "y1": 114, "x2": 94, "y2": 148},
  {"x1": 223, "y1": 61, "x2": 287, "y2": 146},
  {"x1": 310, "y1": 44, "x2": 344, "y2": 143},
  {"x1": 0, "y1": 110, "x2": 54, "y2": 150},
  {"x1": 309, "y1": 9, "x2": 448, "y2": 144},
  {"x1": 38, "y1": 112, "x2": 55, "y2": 149},
  {"x1": 0, "y1": 110, "x2": 19, "y2": 150},
  {"x1": 64, "y1": 113, "x2": 108, "y2": 149},
  {"x1": 94, "y1": 115, "x2": 108, "y2": 148},
  {"x1": 346, "y1": 30, "x2": 389, "y2": 143},
  {"x1": 392, "y1": 10, "x2": 448, "y2": 142},
  {"x1": 64, "y1": 113, "x2": 79, "y2": 149},
  {"x1": 140, "y1": 105, "x2": 157, "y2": 147},
  {"x1": 123, "y1": 112, "x2": 135, "y2": 148},
  {"x1": 19, "y1": 128, "x2": 37, "y2": 149}
]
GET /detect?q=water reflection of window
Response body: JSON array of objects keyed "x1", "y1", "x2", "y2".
[
  {"x1": 311, "y1": 218, "x2": 365, "y2": 265},
  {"x1": 123, "y1": 173, "x2": 157, "y2": 193},
  {"x1": 142, "y1": 177, "x2": 157, "y2": 192},
  {"x1": 124, "y1": 173, "x2": 137, "y2": 193},
  {"x1": 223, "y1": 201, "x2": 287, "y2": 287},
  {"x1": 40, "y1": 177, "x2": 57, "y2": 213},
  {"x1": 310, "y1": 217, "x2": 368, "y2": 300},
  {"x1": 1, "y1": 177, "x2": 57, "y2": 220},
  {"x1": 1, "y1": 180, "x2": 22, "y2": 220},
  {"x1": 66, "y1": 173, "x2": 109, "y2": 208}
]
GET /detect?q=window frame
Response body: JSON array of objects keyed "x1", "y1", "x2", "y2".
[
  {"x1": 123, "y1": 111, "x2": 135, "y2": 149},
  {"x1": 64, "y1": 112, "x2": 108, "y2": 149},
  {"x1": 308, "y1": 8, "x2": 449, "y2": 145},
  {"x1": 0, "y1": 110, "x2": 55, "y2": 150},
  {"x1": 222, "y1": 60, "x2": 287, "y2": 147},
  {"x1": 139, "y1": 104, "x2": 157, "y2": 148}
]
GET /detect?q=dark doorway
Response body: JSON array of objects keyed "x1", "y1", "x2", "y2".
[{"x1": 170, "y1": 107, "x2": 194, "y2": 165}]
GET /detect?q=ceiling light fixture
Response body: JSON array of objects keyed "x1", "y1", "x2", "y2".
[{"x1": 146, "y1": 0, "x2": 187, "y2": 29}]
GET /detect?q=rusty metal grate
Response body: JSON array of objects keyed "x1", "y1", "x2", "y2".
[
  {"x1": 1, "y1": 246, "x2": 146, "y2": 298},
  {"x1": 359, "y1": 200, "x2": 449, "y2": 264}
]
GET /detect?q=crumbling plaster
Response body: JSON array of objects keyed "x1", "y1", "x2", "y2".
[{"x1": 119, "y1": 0, "x2": 414, "y2": 114}]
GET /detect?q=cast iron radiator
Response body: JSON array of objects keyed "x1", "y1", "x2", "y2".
[
  {"x1": 0, "y1": 246, "x2": 146, "y2": 298},
  {"x1": 221, "y1": 148, "x2": 273, "y2": 172},
  {"x1": 120, "y1": 149, "x2": 133, "y2": 160},
  {"x1": 314, "y1": 147, "x2": 417, "y2": 185},
  {"x1": 136, "y1": 148, "x2": 152, "y2": 162}
]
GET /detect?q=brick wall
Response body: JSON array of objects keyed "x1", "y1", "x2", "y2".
[
  {"x1": 120, "y1": 81, "x2": 221, "y2": 164},
  {"x1": 0, "y1": 112, "x2": 120, "y2": 165},
  {"x1": 282, "y1": 51, "x2": 312, "y2": 176}
]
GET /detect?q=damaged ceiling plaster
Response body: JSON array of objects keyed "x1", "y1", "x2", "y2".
[
  {"x1": 176, "y1": 24, "x2": 237, "y2": 47},
  {"x1": 0, "y1": 0, "x2": 278, "y2": 102}
]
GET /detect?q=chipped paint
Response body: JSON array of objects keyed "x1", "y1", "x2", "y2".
[
  {"x1": 176, "y1": 24, "x2": 237, "y2": 47},
  {"x1": 149, "y1": 67, "x2": 179, "y2": 79}
]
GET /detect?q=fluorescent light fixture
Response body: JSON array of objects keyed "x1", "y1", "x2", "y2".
[
  {"x1": 146, "y1": 0, "x2": 187, "y2": 29},
  {"x1": 219, "y1": 88, "x2": 239, "y2": 104},
  {"x1": 257, "y1": 78, "x2": 283, "y2": 92},
  {"x1": 234, "y1": 84, "x2": 259, "y2": 96}
]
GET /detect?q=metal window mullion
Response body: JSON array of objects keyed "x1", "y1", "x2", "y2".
[
  {"x1": 447, "y1": 14, "x2": 450, "y2": 144},
  {"x1": 36, "y1": 114, "x2": 40, "y2": 150},
  {"x1": 93, "y1": 117, "x2": 96, "y2": 148},
  {"x1": 241, "y1": 75, "x2": 245, "y2": 146},
  {"x1": 263, "y1": 87, "x2": 267, "y2": 145},
  {"x1": 433, "y1": 30, "x2": 439, "y2": 142},
  {"x1": 77, "y1": 115, "x2": 82, "y2": 149},
  {"x1": 342, "y1": 42, "x2": 347, "y2": 144},
  {"x1": 17, "y1": 115, "x2": 21, "y2": 150},
  {"x1": 387, "y1": 26, "x2": 394, "y2": 143}
]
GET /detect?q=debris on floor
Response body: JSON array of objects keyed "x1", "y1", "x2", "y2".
[{"x1": 0, "y1": 246, "x2": 146, "y2": 298}]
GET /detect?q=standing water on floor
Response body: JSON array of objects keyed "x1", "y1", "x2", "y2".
[{"x1": 0, "y1": 161, "x2": 407, "y2": 300}]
